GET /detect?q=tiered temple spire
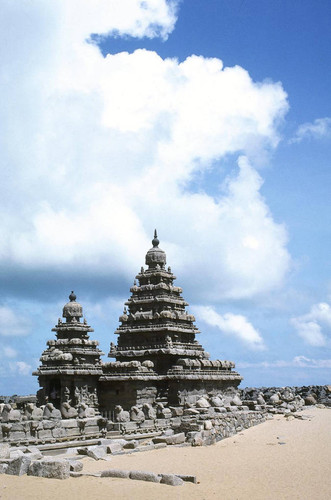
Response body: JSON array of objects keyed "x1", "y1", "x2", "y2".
[
  {"x1": 34, "y1": 292, "x2": 104, "y2": 411},
  {"x1": 108, "y1": 230, "x2": 206, "y2": 372},
  {"x1": 100, "y1": 231, "x2": 242, "y2": 409}
]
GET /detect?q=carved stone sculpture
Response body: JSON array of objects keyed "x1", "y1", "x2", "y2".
[
  {"x1": 130, "y1": 406, "x2": 145, "y2": 422},
  {"x1": 114, "y1": 405, "x2": 130, "y2": 423}
]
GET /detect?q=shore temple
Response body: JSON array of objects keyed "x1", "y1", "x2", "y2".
[{"x1": 34, "y1": 231, "x2": 242, "y2": 416}]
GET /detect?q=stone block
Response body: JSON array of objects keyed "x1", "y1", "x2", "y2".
[
  {"x1": 214, "y1": 407, "x2": 227, "y2": 413},
  {"x1": 155, "y1": 419, "x2": 167, "y2": 426},
  {"x1": 84, "y1": 418, "x2": 99, "y2": 427},
  {"x1": 129, "y1": 470, "x2": 161, "y2": 483},
  {"x1": 61, "y1": 419, "x2": 78, "y2": 429},
  {"x1": 25, "y1": 446, "x2": 41, "y2": 454},
  {"x1": 121, "y1": 422, "x2": 138, "y2": 432},
  {"x1": 86, "y1": 446, "x2": 108, "y2": 460},
  {"x1": 170, "y1": 407, "x2": 184, "y2": 416},
  {"x1": 84, "y1": 425, "x2": 99, "y2": 435},
  {"x1": 68, "y1": 459, "x2": 83, "y2": 472},
  {"x1": 77, "y1": 447, "x2": 88, "y2": 455},
  {"x1": 152, "y1": 436, "x2": 167, "y2": 444},
  {"x1": 107, "y1": 442, "x2": 123, "y2": 454},
  {"x1": 183, "y1": 409, "x2": 199, "y2": 416},
  {"x1": 10, "y1": 431, "x2": 26, "y2": 441},
  {"x1": 38, "y1": 430, "x2": 52, "y2": 439},
  {"x1": 10, "y1": 450, "x2": 24, "y2": 459},
  {"x1": 0, "y1": 444, "x2": 10, "y2": 459},
  {"x1": 6, "y1": 456, "x2": 31, "y2": 476},
  {"x1": 65, "y1": 428, "x2": 81, "y2": 438},
  {"x1": 165, "y1": 433, "x2": 185, "y2": 445},
  {"x1": 160, "y1": 474, "x2": 184, "y2": 486},
  {"x1": 170, "y1": 417, "x2": 182, "y2": 427},
  {"x1": 139, "y1": 420, "x2": 154, "y2": 428},
  {"x1": 42, "y1": 420, "x2": 56, "y2": 430},
  {"x1": 123, "y1": 440, "x2": 139, "y2": 449},
  {"x1": 10, "y1": 423, "x2": 24, "y2": 432},
  {"x1": 101, "y1": 468, "x2": 130, "y2": 478},
  {"x1": 52, "y1": 427, "x2": 67, "y2": 438},
  {"x1": 28, "y1": 458, "x2": 70, "y2": 479}
]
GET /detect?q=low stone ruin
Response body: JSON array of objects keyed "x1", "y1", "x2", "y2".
[{"x1": 1, "y1": 386, "x2": 330, "y2": 451}]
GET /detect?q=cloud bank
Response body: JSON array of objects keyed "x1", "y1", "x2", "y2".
[
  {"x1": 238, "y1": 356, "x2": 331, "y2": 369},
  {"x1": 0, "y1": 0, "x2": 290, "y2": 309}
]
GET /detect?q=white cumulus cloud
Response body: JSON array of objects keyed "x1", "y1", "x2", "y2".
[
  {"x1": 291, "y1": 302, "x2": 331, "y2": 346},
  {"x1": 0, "y1": 1, "x2": 290, "y2": 303},
  {"x1": 193, "y1": 305, "x2": 265, "y2": 350}
]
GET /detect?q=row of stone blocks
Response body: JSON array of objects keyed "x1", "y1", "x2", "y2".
[
  {"x1": 1, "y1": 408, "x2": 267, "y2": 446},
  {"x1": 1, "y1": 454, "x2": 193, "y2": 486},
  {"x1": 0, "y1": 417, "x2": 101, "y2": 445}
]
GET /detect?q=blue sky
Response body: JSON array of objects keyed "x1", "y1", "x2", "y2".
[{"x1": 0, "y1": 0, "x2": 331, "y2": 395}]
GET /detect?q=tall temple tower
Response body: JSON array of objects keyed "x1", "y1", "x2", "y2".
[
  {"x1": 34, "y1": 292, "x2": 104, "y2": 412},
  {"x1": 99, "y1": 231, "x2": 242, "y2": 412}
]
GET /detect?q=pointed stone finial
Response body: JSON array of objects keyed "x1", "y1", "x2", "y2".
[
  {"x1": 145, "y1": 229, "x2": 166, "y2": 268},
  {"x1": 69, "y1": 291, "x2": 76, "y2": 302},
  {"x1": 152, "y1": 229, "x2": 159, "y2": 248}
]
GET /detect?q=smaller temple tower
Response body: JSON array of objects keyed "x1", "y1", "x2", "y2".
[{"x1": 34, "y1": 292, "x2": 104, "y2": 413}]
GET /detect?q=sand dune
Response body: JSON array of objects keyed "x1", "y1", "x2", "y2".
[{"x1": 1, "y1": 407, "x2": 330, "y2": 500}]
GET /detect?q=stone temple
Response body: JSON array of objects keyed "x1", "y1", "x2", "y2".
[
  {"x1": 1, "y1": 233, "x2": 327, "y2": 451},
  {"x1": 34, "y1": 231, "x2": 242, "y2": 416}
]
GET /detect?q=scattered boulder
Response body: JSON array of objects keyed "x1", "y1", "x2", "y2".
[
  {"x1": 107, "y1": 442, "x2": 123, "y2": 454},
  {"x1": 101, "y1": 468, "x2": 130, "y2": 478},
  {"x1": 257, "y1": 394, "x2": 266, "y2": 405},
  {"x1": 6, "y1": 455, "x2": 31, "y2": 476},
  {"x1": 68, "y1": 459, "x2": 83, "y2": 472},
  {"x1": 123, "y1": 440, "x2": 139, "y2": 450},
  {"x1": 86, "y1": 446, "x2": 108, "y2": 461},
  {"x1": 28, "y1": 458, "x2": 70, "y2": 479},
  {"x1": 305, "y1": 395, "x2": 317, "y2": 405},
  {"x1": 129, "y1": 470, "x2": 161, "y2": 483},
  {"x1": 270, "y1": 393, "x2": 281, "y2": 404}
]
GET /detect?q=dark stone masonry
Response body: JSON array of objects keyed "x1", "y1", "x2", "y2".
[{"x1": 0, "y1": 231, "x2": 330, "y2": 467}]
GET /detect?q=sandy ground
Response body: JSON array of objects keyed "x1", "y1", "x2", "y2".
[{"x1": 1, "y1": 407, "x2": 330, "y2": 500}]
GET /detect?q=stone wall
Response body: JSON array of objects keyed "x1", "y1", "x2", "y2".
[{"x1": 1, "y1": 385, "x2": 329, "y2": 449}]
